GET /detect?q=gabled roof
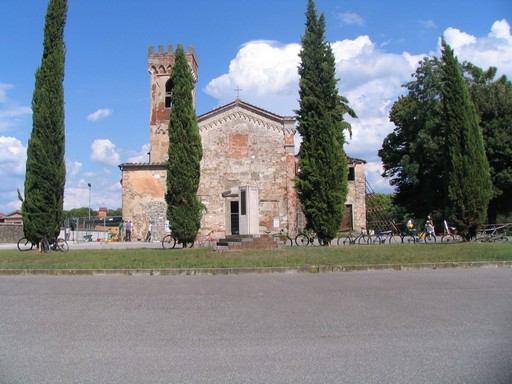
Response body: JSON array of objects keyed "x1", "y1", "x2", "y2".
[{"x1": 198, "y1": 98, "x2": 294, "y2": 124}]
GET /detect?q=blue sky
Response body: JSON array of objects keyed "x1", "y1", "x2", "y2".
[{"x1": 0, "y1": 0, "x2": 510, "y2": 213}]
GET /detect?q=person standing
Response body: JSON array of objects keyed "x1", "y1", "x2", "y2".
[
  {"x1": 425, "y1": 216, "x2": 435, "y2": 236},
  {"x1": 118, "y1": 220, "x2": 124, "y2": 242},
  {"x1": 125, "y1": 220, "x2": 132, "y2": 242}
]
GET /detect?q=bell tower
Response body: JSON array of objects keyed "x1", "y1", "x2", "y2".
[{"x1": 147, "y1": 45, "x2": 198, "y2": 163}]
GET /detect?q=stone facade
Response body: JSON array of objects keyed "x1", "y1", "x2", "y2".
[{"x1": 118, "y1": 44, "x2": 366, "y2": 242}]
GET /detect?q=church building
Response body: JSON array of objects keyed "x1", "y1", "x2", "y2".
[{"x1": 118, "y1": 45, "x2": 366, "y2": 242}]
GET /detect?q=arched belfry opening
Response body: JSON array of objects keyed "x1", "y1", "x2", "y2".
[
  {"x1": 148, "y1": 45, "x2": 198, "y2": 163},
  {"x1": 165, "y1": 78, "x2": 172, "y2": 109}
]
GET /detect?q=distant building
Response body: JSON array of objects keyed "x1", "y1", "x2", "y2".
[
  {"x1": 1, "y1": 210, "x2": 23, "y2": 225},
  {"x1": 119, "y1": 45, "x2": 366, "y2": 241}
]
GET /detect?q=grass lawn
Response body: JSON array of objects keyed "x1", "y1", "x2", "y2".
[{"x1": 0, "y1": 242, "x2": 510, "y2": 270}]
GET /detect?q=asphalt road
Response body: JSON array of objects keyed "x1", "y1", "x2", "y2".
[{"x1": 1, "y1": 269, "x2": 511, "y2": 384}]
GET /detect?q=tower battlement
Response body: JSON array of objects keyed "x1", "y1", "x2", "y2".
[
  {"x1": 148, "y1": 44, "x2": 198, "y2": 80},
  {"x1": 148, "y1": 45, "x2": 197, "y2": 58}
]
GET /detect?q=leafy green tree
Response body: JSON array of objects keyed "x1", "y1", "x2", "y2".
[
  {"x1": 22, "y1": 0, "x2": 67, "y2": 243},
  {"x1": 295, "y1": 0, "x2": 355, "y2": 244},
  {"x1": 63, "y1": 208, "x2": 95, "y2": 218},
  {"x1": 441, "y1": 40, "x2": 492, "y2": 240},
  {"x1": 463, "y1": 64, "x2": 512, "y2": 223},
  {"x1": 379, "y1": 57, "x2": 445, "y2": 220},
  {"x1": 380, "y1": 56, "x2": 512, "y2": 224},
  {"x1": 165, "y1": 45, "x2": 203, "y2": 245}
]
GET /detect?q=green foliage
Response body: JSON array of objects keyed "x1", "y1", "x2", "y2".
[
  {"x1": 295, "y1": 0, "x2": 355, "y2": 244},
  {"x1": 463, "y1": 64, "x2": 512, "y2": 222},
  {"x1": 441, "y1": 40, "x2": 492, "y2": 240},
  {"x1": 22, "y1": 0, "x2": 67, "y2": 242},
  {"x1": 380, "y1": 54, "x2": 512, "y2": 225},
  {"x1": 165, "y1": 45, "x2": 203, "y2": 245}
]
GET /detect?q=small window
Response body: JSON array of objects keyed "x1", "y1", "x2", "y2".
[
  {"x1": 348, "y1": 167, "x2": 355, "y2": 181},
  {"x1": 165, "y1": 79, "x2": 172, "y2": 108}
]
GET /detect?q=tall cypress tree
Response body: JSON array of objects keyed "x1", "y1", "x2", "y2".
[
  {"x1": 441, "y1": 40, "x2": 491, "y2": 240},
  {"x1": 295, "y1": 0, "x2": 355, "y2": 244},
  {"x1": 22, "y1": 0, "x2": 67, "y2": 243},
  {"x1": 165, "y1": 45, "x2": 203, "y2": 246}
]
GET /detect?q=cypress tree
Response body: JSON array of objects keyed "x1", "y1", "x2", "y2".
[
  {"x1": 165, "y1": 45, "x2": 203, "y2": 246},
  {"x1": 441, "y1": 40, "x2": 492, "y2": 240},
  {"x1": 22, "y1": 0, "x2": 67, "y2": 243},
  {"x1": 295, "y1": 0, "x2": 355, "y2": 244}
]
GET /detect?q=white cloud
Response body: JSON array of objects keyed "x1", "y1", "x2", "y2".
[
  {"x1": 204, "y1": 40, "x2": 301, "y2": 115},
  {"x1": 91, "y1": 139, "x2": 121, "y2": 166},
  {"x1": 442, "y1": 19, "x2": 512, "y2": 76},
  {"x1": 205, "y1": 20, "x2": 512, "y2": 193},
  {"x1": 87, "y1": 108, "x2": 113, "y2": 122},
  {"x1": 0, "y1": 136, "x2": 26, "y2": 176},
  {"x1": 337, "y1": 11, "x2": 365, "y2": 26}
]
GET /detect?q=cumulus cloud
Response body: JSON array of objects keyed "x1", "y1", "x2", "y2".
[
  {"x1": 87, "y1": 108, "x2": 113, "y2": 122},
  {"x1": 0, "y1": 136, "x2": 26, "y2": 176},
  {"x1": 337, "y1": 11, "x2": 365, "y2": 26},
  {"x1": 204, "y1": 20, "x2": 511, "y2": 193},
  {"x1": 91, "y1": 139, "x2": 121, "y2": 166},
  {"x1": 205, "y1": 40, "x2": 301, "y2": 115},
  {"x1": 442, "y1": 19, "x2": 512, "y2": 76}
]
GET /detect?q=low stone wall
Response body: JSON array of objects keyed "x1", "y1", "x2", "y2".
[{"x1": 0, "y1": 224, "x2": 24, "y2": 243}]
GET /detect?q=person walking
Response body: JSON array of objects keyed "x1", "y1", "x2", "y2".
[{"x1": 145, "y1": 222, "x2": 153, "y2": 242}]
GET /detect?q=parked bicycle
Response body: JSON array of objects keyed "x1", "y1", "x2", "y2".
[
  {"x1": 266, "y1": 228, "x2": 294, "y2": 247},
  {"x1": 40, "y1": 233, "x2": 69, "y2": 252},
  {"x1": 440, "y1": 220, "x2": 463, "y2": 243},
  {"x1": 17, "y1": 237, "x2": 35, "y2": 251},
  {"x1": 294, "y1": 229, "x2": 331, "y2": 246},
  {"x1": 475, "y1": 224, "x2": 510, "y2": 242},
  {"x1": 190, "y1": 230, "x2": 216, "y2": 248},
  {"x1": 368, "y1": 229, "x2": 400, "y2": 245},
  {"x1": 161, "y1": 231, "x2": 196, "y2": 249},
  {"x1": 337, "y1": 228, "x2": 370, "y2": 245},
  {"x1": 17, "y1": 235, "x2": 68, "y2": 252}
]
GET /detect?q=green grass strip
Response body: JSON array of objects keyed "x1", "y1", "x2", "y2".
[{"x1": 0, "y1": 243, "x2": 510, "y2": 270}]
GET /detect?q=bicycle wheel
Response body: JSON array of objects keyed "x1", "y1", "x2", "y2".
[
  {"x1": 295, "y1": 234, "x2": 310, "y2": 246},
  {"x1": 56, "y1": 238, "x2": 69, "y2": 252},
  {"x1": 423, "y1": 233, "x2": 436, "y2": 244},
  {"x1": 41, "y1": 238, "x2": 51, "y2": 253},
  {"x1": 17, "y1": 237, "x2": 34, "y2": 251},
  {"x1": 388, "y1": 235, "x2": 400, "y2": 244},
  {"x1": 162, "y1": 235, "x2": 177, "y2": 249},
  {"x1": 441, "y1": 234, "x2": 455, "y2": 243},
  {"x1": 358, "y1": 235, "x2": 370, "y2": 245},
  {"x1": 368, "y1": 235, "x2": 382, "y2": 245},
  {"x1": 402, "y1": 235, "x2": 416, "y2": 244},
  {"x1": 337, "y1": 235, "x2": 352, "y2": 245}
]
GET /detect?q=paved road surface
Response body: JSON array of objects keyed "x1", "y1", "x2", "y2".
[{"x1": 1, "y1": 269, "x2": 511, "y2": 383}]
